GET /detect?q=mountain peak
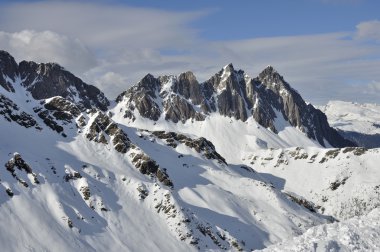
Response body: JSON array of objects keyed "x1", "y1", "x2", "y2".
[
  {"x1": 223, "y1": 63, "x2": 234, "y2": 71},
  {"x1": 259, "y1": 65, "x2": 279, "y2": 78},
  {"x1": 142, "y1": 73, "x2": 155, "y2": 81},
  {"x1": 0, "y1": 50, "x2": 19, "y2": 92},
  {"x1": 0, "y1": 50, "x2": 14, "y2": 59}
]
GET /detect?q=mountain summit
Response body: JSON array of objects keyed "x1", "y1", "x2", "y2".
[
  {"x1": 116, "y1": 64, "x2": 354, "y2": 148},
  {"x1": 0, "y1": 50, "x2": 109, "y2": 111}
]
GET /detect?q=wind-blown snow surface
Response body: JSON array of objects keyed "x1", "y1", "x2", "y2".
[{"x1": 259, "y1": 208, "x2": 380, "y2": 252}]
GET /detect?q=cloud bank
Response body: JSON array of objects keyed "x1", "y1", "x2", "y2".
[{"x1": 0, "y1": 30, "x2": 96, "y2": 75}]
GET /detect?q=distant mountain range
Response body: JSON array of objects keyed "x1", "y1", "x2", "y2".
[{"x1": 320, "y1": 101, "x2": 380, "y2": 148}]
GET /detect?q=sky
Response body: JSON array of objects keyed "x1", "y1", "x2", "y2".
[{"x1": 0, "y1": 0, "x2": 380, "y2": 104}]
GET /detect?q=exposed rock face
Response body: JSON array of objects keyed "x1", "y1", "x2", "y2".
[
  {"x1": 5, "y1": 152, "x2": 33, "y2": 174},
  {"x1": 0, "y1": 50, "x2": 112, "y2": 136},
  {"x1": 173, "y1": 71, "x2": 203, "y2": 104},
  {"x1": 255, "y1": 66, "x2": 354, "y2": 147},
  {"x1": 116, "y1": 74, "x2": 162, "y2": 121},
  {"x1": 117, "y1": 64, "x2": 355, "y2": 148},
  {"x1": 19, "y1": 61, "x2": 109, "y2": 111},
  {"x1": 0, "y1": 50, "x2": 18, "y2": 92},
  {"x1": 204, "y1": 64, "x2": 250, "y2": 121},
  {"x1": 44, "y1": 97, "x2": 81, "y2": 120},
  {"x1": 163, "y1": 95, "x2": 205, "y2": 123},
  {"x1": 1, "y1": 50, "x2": 109, "y2": 111},
  {"x1": 84, "y1": 111, "x2": 132, "y2": 153},
  {"x1": 0, "y1": 93, "x2": 40, "y2": 129},
  {"x1": 130, "y1": 152, "x2": 173, "y2": 187},
  {"x1": 31, "y1": 97, "x2": 82, "y2": 136},
  {"x1": 151, "y1": 131, "x2": 227, "y2": 165},
  {"x1": 5, "y1": 152, "x2": 39, "y2": 186}
]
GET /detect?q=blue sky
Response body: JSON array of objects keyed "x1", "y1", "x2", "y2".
[
  {"x1": 124, "y1": 0, "x2": 380, "y2": 39},
  {"x1": 0, "y1": 0, "x2": 379, "y2": 104}
]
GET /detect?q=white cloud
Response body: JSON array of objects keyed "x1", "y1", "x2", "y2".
[
  {"x1": 93, "y1": 71, "x2": 128, "y2": 99},
  {"x1": 356, "y1": 20, "x2": 380, "y2": 41},
  {"x1": 0, "y1": 30, "x2": 96, "y2": 75},
  {"x1": 0, "y1": 2, "x2": 204, "y2": 51}
]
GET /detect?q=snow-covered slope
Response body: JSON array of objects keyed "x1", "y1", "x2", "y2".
[
  {"x1": 111, "y1": 110, "x2": 322, "y2": 165},
  {"x1": 320, "y1": 101, "x2": 380, "y2": 148},
  {"x1": 260, "y1": 208, "x2": 380, "y2": 252},
  {"x1": 243, "y1": 147, "x2": 380, "y2": 220}
]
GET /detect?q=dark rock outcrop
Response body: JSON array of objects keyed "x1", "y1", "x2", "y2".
[
  {"x1": 116, "y1": 74, "x2": 162, "y2": 121},
  {"x1": 19, "y1": 61, "x2": 109, "y2": 111},
  {"x1": 44, "y1": 97, "x2": 81, "y2": 121},
  {"x1": 84, "y1": 112, "x2": 132, "y2": 153},
  {"x1": 32, "y1": 97, "x2": 82, "y2": 135},
  {"x1": 131, "y1": 152, "x2": 173, "y2": 187},
  {"x1": 174, "y1": 71, "x2": 203, "y2": 104},
  {"x1": 0, "y1": 50, "x2": 18, "y2": 92},
  {"x1": 64, "y1": 171, "x2": 82, "y2": 182},
  {"x1": 151, "y1": 131, "x2": 227, "y2": 165},
  {"x1": 5, "y1": 152, "x2": 39, "y2": 186},
  {"x1": 0, "y1": 94, "x2": 40, "y2": 129},
  {"x1": 163, "y1": 95, "x2": 204, "y2": 123}
]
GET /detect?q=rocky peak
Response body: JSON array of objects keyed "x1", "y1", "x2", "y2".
[
  {"x1": 118, "y1": 64, "x2": 355, "y2": 148},
  {"x1": 0, "y1": 50, "x2": 19, "y2": 92},
  {"x1": 173, "y1": 71, "x2": 202, "y2": 105},
  {"x1": 18, "y1": 60, "x2": 109, "y2": 111},
  {"x1": 137, "y1": 73, "x2": 161, "y2": 97},
  {"x1": 223, "y1": 63, "x2": 235, "y2": 73},
  {"x1": 212, "y1": 63, "x2": 246, "y2": 92},
  {"x1": 0, "y1": 50, "x2": 110, "y2": 112},
  {"x1": 257, "y1": 65, "x2": 290, "y2": 92},
  {"x1": 36, "y1": 62, "x2": 65, "y2": 76},
  {"x1": 259, "y1": 65, "x2": 277, "y2": 77}
]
